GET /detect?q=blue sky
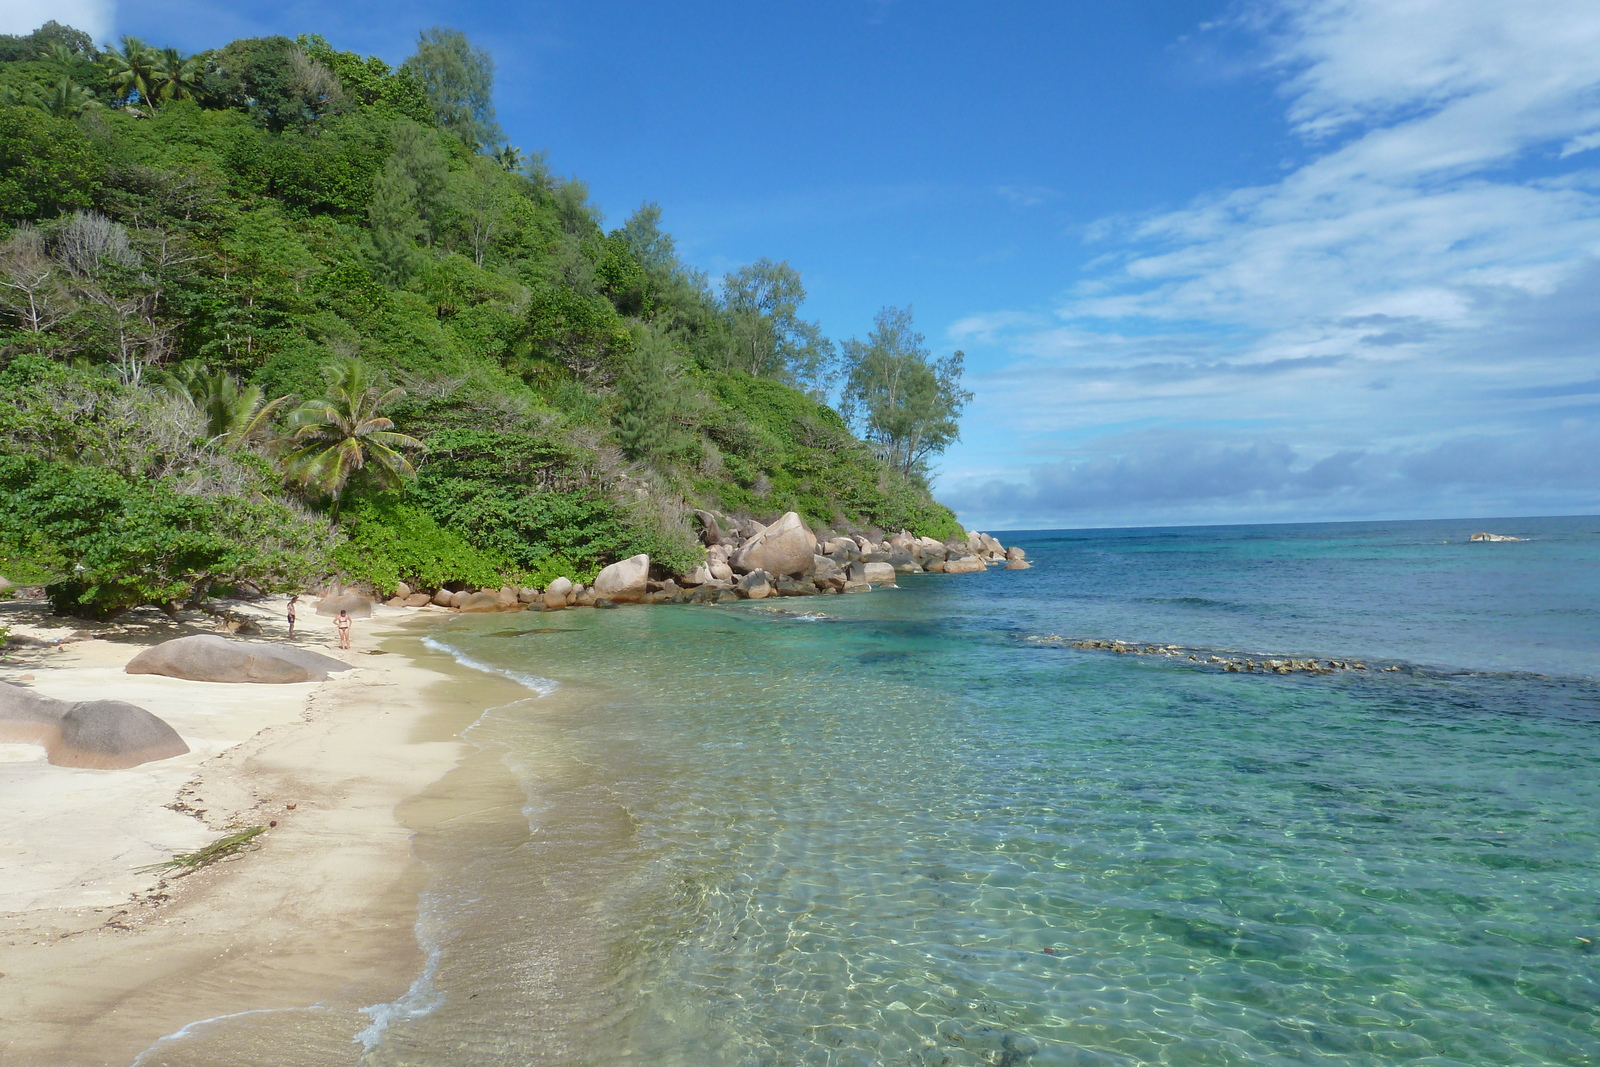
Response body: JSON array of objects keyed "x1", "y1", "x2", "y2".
[{"x1": 8, "y1": 0, "x2": 1600, "y2": 530}]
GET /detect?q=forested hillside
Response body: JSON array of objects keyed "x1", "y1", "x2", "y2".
[{"x1": 0, "y1": 21, "x2": 970, "y2": 618}]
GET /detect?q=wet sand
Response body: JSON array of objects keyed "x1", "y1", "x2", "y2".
[{"x1": 0, "y1": 598, "x2": 519, "y2": 1067}]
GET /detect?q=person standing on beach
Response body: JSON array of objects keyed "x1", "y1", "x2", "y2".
[
  {"x1": 287, "y1": 595, "x2": 299, "y2": 638},
  {"x1": 335, "y1": 608, "x2": 352, "y2": 650}
]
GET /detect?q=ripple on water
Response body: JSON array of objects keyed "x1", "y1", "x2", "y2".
[{"x1": 376, "y1": 526, "x2": 1600, "y2": 1066}]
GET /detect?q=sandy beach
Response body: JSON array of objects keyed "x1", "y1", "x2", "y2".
[{"x1": 0, "y1": 596, "x2": 495, "y2": 1067}]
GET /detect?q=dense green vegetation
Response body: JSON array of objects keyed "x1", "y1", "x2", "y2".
[{"x1": 0, "y1": 21, "x2": 968, "y2": 618}]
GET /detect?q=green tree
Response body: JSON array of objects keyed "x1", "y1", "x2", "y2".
[
  {"x1": 153, "y1": 47, "x2": 203, "y2": 105},
  {"x1": 35, "y1": 77, "x2": 100, "y2": 118},
  {"x1": 280, "y1": 358, "x2": 424, "y2": 517},
  {"x1": 0, "y1": 22, "x2": 95, "y2": 64},
  {"x1": 400, "y1": 27, "x2": 502, "y2": 147},
  {"x1": 838, "y1": 306, "x2": 973, "y2": 485},
  {"x1": 452, "y1": 154, "x2": 512, "y2": 266},
  {"x1": 296, "y1": 35, "x2": 434, "y2": 124},
  {"x1": 615, "y1": 331, "x2": 682, "y2": 462},
  {"x1": 365, "y1": 121, "x2": 451, "y2": 281},
  {"x1": 162, "y1": 362, "x2": 290, "y2": 449},
  {"x1": 0, "y1": 105, "x2": 101, "y2": 220},
  {"x1": 0, "y1": 454, "x2": 332, "y2": 619},
  {"x1": 720, "y1": 258, "x2": 835, "y2": 397},
  {"x1": 206, "y1": 37, "x2": 343, "y2": 130},
  {"x1": 101, "y1": 35, "x2": 162, "y2": 109}
]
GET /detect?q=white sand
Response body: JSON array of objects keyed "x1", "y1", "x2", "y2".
[{"x1": 0, "y1": 595, "x2": 494, "y2": 1067}]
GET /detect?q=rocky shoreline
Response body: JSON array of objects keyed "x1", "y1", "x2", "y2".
[{"x1": 320, "y1": 513, "x2": 1029, "y2": 616}]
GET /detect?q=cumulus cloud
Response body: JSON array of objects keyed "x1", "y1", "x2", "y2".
[
  {"x1": 944, "y1": 0, "x2": 1600, "y2": 530},
  {"x1": 0, "y1": 0, "x2": 113, "y2": 39}
]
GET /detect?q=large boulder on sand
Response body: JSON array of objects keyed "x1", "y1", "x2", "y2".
[
  {"x1": 54, "y1": 700, "x2": 190, "y2": 769},
  {"x1": 126, "y1": 634, "x2": 352, "y2": 684},
  {"x1": 0, "y1": 681, "x2": 65, "y2": 742},
  {"x1": 0, "y1": 682, "x2": 188, "y2": 768},
  {"x1": 316, "y1": 593, "x2": 373, "y2": 618},
  {"x1": 594, "y1": 554, "x2": 650, "y2": 603},
  {"x1": 732, "y1": 512, "x2": 816, "y2": 577}
]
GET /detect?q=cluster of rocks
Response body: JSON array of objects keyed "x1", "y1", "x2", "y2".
[
  {"x1": 1034, "y1": 636, "x2": 1389, "y2": 675},
  {"x1": 333, "y1": 513, "x2": 1030, "y2": 613}
]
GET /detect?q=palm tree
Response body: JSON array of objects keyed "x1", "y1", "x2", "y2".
[
  {"x1": 38, "y1": 78, "x2": 101, "y2": 118},
  {"x1": 102, "y1": 36, "x2": 161, "y2": 110},
  {"x1": 154, "y1": 47, "x2": 203, "y2": 105},
  {"x1": 163, "y1": 362, "x2": 290, "y2": 448},
  {"x1": 40, "y1": 42, "x2": 95, "y2": 79},
  {"x1": 279, "y1": 359, "x2": 424, "y2": 518},
  {"x1": 492, "y1": 144, "x2": 525, "y2": 172}
]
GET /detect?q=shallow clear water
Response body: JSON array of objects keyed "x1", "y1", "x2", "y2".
[{"x1": 376, "y1": 517, "x2": 1600, "y2": 1066}]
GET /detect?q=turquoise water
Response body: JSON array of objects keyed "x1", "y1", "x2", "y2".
[{"x1": 379, "y1": 517, "x2": 1600, "y2": 1066}]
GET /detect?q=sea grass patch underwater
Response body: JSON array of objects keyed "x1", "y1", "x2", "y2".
[{"x1": 341, "y1": 517, "x2": 1600, "y2": 1066}]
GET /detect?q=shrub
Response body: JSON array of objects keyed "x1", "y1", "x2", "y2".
[
  {"x1": 331, "y1": 498, "x2": 506, "y2": 593},
  {"x1": 0, "y1": 454, "x2": 333, "y2": 618}
]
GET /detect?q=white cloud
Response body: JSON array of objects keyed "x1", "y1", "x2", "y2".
[
  {"x1": 0, "y1": 0, "x2": 113, "y2": 40},
  {"x1": 944, "y1": 0, "x2": 1600, "y2": 529}
]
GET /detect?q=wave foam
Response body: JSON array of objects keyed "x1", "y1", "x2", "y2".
[{"x1": 422, "y1": 635, "x2": 560, "y2": 696}]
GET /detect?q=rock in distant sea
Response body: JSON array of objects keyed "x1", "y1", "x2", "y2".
[
  {"x1": 126, "y1": 634, "x2": 352, "y2": 683},
  {"x1": 1469, "y1": 532, "x2": 1522, "y2": 542}
]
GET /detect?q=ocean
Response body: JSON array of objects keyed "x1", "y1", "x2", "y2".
[{"x1": 178, "y1": 517, "x2": 1600, "y2": 1064}]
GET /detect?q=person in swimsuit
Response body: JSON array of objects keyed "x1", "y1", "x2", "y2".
[
  {"x1": 286, "y1": 595, "x2": 299, "y2": 638},
  {"x1": 336, "y1": 608, "x2": 352, "y2": 650}
]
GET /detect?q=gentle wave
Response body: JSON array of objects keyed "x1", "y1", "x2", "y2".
[
  {"x1": 422, "y1": 635, "x2": 561, "y2": 696},
  {"x1": 129, "y1": 1006, "x2": 334, "y2": 1066},
  {"x1": 356, "y1": 634, "x2": 560, "y2": 1051},
  {"x1": 355, "y1": 888, "x2": 447, "y2": 1052}
]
